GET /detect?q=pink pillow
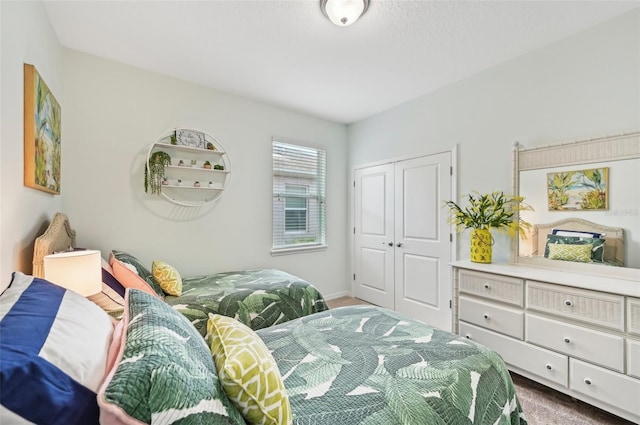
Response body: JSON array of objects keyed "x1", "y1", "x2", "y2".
[{"x1": 109, "y1": 253, "x2": 162, "y2": 299}]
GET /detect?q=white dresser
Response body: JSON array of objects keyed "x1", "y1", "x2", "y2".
[{"x1": 452, "y1": 260, "x2": 640, "y2": 423}]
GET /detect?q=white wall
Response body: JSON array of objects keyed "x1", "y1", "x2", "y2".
[
  {"x1": 60, "y1": 50, "x2": 349, "y2": 298},
  {"x1": 348, "y1": 9, "x2": 640, "y2": 263},
  {"x1": 0, "y1": 1, "x2": 64, "y2": 288},
  {"x1": 2, "y1": 4, "x2": 638, "y2": 296}
]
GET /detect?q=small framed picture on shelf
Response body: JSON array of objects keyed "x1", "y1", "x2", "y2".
[{"x1": 176, "y1": 129, "x2": 206, "y2": 149}]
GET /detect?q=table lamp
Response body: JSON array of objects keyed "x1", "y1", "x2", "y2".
[{"x1": 44, "y1": 249, "x2": 102, "y2": 296}]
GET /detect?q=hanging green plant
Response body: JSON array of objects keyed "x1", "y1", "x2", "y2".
[{"x1": 144, "y1": 151, "x2": 172, "y2": 195}]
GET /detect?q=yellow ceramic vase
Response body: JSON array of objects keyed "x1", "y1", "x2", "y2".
[{"x1": 470, "y1": 228, "x2": 493, "y2": 263}]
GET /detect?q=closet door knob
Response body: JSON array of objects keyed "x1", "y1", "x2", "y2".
[
  {"x1": 387, "y1": 242, "x2": 394, "y2": 246},
  {"x1": 396, "y1": 242, "x2": 403, "y2": 247}
]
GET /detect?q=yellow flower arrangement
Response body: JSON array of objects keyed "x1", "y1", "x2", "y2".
[{"x1": 445, "y1": 191, "x2": 533, "y2": 238}]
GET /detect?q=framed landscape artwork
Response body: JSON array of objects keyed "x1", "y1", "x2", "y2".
[
  {"x1": 547, "y1": 167, "x2": 608, "y2": 211},
  {"x1": 24, "y1": 63, "x2": 61, "y2": 194}
]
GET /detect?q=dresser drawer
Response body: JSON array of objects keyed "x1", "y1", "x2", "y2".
[
  {"x1": 628, "y1": 339, "x2": 640, "y2": 379},
  {"x1": 628, "y1": 298, "x2": 640, "y2": 336},
  {"x1": 526, "y1": 314, "x2": 624, "y2": 372},
  {"x1": 570, "y1": 359, "x2": 640, "y2": 419},
  {"x1": 458, "y1": 270, "x2": 524, "y2": 307},
  {"x1": 459, "y1": 296, "x2": 523, "y2": 339},
  {"x1": 460, "y1": 322, "x2": 568, "y2": 388},
  {"x1": 526, "y1": 281, "x2": 624, "y2": 331}
]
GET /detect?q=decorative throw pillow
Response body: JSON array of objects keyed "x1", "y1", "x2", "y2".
[
  {"x1": 0, "y1": 272, "x2": 114, "y2": 424},
  {"x1": 547, "y1": 243, "x2": 593, "y2": 263},
  {"x1": 152, "y1": 260, "x2": 183, "y2": 296},
  {"x1": 206, "y1": 313, "x2": 292, "y2": 425},
  {"x1": 544, "y1": 234, "x2": 605, "y2": 262},
  {"x1": 109, "y1": 250, "x2": 165, "y2": 298},
  {"x1": 98, "y1": 289, "x2": 244, "y2": 425}
]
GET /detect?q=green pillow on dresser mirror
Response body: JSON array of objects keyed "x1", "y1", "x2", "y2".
[
  {"x1": 547, "y1": 243, "x2": 593, "y2": 263},
  {"x1": 543, "y1": 234, "x2": 605, "y2": 262}
]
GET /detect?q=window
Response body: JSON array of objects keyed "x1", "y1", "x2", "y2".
[
  {"x1": 272, "y1": 141, "x2": 326, "y2": 253},
  {"x1": 284, "y1": 184, "x2": 308, "y2": 232}
]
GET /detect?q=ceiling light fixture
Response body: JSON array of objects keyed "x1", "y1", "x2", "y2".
[{"x1": 321, "y1": 0, "x2": 369, "y2": 27}]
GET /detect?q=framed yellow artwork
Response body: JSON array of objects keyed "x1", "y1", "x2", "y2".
[
  {"x1": 24, "y1": 63, "x2": 61, "y2": 194},
  {"x1": 547, "y1": 167, "x2": 608, "y2": 211}
]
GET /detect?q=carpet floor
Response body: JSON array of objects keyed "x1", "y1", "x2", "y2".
[{"x1": 326, "y1": 296, "x2": 634, "y2": 425}]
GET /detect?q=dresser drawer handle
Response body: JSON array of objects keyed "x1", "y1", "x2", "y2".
[
  {"x1": 483, "y1": 314, "x2": 490, "y2": 320},
  {"x1": 483, "y1": 283, "x2": 490, "y2": 289},
  {"x1": 563, "y1": 337, "x2": 571, "y2": 344},
  {"x1": 465, "y1": 335, "x2": 471, "y2": 340},
  {"x1": 545, "y1": 364, "x2": 553, "y2": 370},
  {"x1": 584, "y1": 378, "x2": 592, "y2": 386},
  {"x1": 564, "y1": 300, "x2": 573, "y2": 307}
]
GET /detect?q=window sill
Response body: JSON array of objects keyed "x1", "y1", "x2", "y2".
[{"x1": 270, "y1": 244, "x2": 328, "y2": 256}]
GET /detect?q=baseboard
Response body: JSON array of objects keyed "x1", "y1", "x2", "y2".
[{"x1": 323, "y1": 291, "x2": 352, "y2": 300}]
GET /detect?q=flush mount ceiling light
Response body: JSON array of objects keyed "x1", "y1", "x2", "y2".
[{"x1": 321, "y1": 0, "x2": 369, "y2": 27}]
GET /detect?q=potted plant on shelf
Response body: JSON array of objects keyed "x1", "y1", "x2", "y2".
[
  {"x1": 445, "y1": 191, "x2": 533, "y2": 263},
  {"x1": 203, "y1": 160, "x2": 212, "y2": 169},
  {"x1": 213, "y1": 164, "x2": 224, "y2": 170},
  {"x1": 144, "y1": 151, "x2": 172, "y2": 195}
]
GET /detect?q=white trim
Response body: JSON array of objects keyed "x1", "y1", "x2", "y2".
[
  {"x1": 517, "y1": 131, "x2": 639, "y2": 171},
  {"x1": 271, "y1": 135, "x2": 327, "y2": 152},
  {"x1": 270, "y1": 244, "x2": 328, "y2": 256},
  {"x1": 323, "y1": 290, "x2": 352, "y2": 301},
  {"x1": 450, "y1": 144, "x2": 458, "y2": 263},
  {"x1": 352, "y1": 145, "x2": 457, "y2": 171}
]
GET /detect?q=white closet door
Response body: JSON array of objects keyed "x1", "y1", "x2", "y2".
[
  {"x1": 353, "y1": 151, "x2": 453, "y2": 331},
  {"x1": 394, "y1": 152, "x2": 452, "y2": 331},
  {"x1": 354, "y1": 163, "x2": 395, "y2": 309}
]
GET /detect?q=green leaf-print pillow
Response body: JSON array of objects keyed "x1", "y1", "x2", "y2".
[
  {"x1": 544, "y1": 234, "x2": 605, "y2": 262},
  {"x1": 206, "y1": 313, "x2": 292, "y2": 425},
  {"x1": 98, "y1": 289, "x2": 245, "y2": 425},
  {"x1": 111, "y1": 250, "x2": 165, "y2": 297}
]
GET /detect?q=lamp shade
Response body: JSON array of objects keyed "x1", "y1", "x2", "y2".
[
  {"x1": 44, "y1": 250, "x2": 102, "y2": 297},
  {"x1": 321, "y1": 0, "x2": 369, "y2": 27}
]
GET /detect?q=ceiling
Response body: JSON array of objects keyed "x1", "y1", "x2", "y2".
[{"x1": 43, "y1": 1, "x2": 639, "y2": 124}]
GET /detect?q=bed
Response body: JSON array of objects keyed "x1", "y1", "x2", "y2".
[
  {"x1": 31, "y1": 213, "x2": 329, "y2": 332},
  {"x1": 0, "y1": 273, "x2": 527, "y2": 425},
  {"x1": 257, "y1": 305, "x2": 527, "y2": 424},
  {"x1": 16, "y1": 213, "x2": 527, "y2": 424},
  {"x1": 526, "y1": 217, "x2": 624, "y2": 266}
]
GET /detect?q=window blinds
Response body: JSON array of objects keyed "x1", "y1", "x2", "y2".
[{"x1": 272, "y1": 141, "x2": 326, "y2": 251}]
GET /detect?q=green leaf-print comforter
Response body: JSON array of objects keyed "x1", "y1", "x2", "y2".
[
  {"x1": 164, "y1": 269, "x2": 328, "y2": 335},
  {"x1": 257, "y1": 306, "x2": 528, "y2": 425}
]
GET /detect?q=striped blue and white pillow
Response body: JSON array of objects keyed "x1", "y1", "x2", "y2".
[{"x1": 0, "y1": 272, "x2": 114, "y2": 425}]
